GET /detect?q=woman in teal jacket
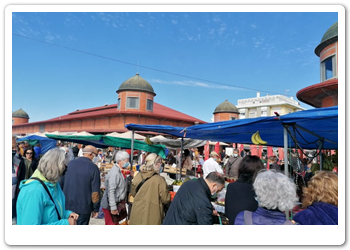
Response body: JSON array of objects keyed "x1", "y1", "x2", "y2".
[{"x1": 16, "y1": 148, "x2": 79, "y2": 225}]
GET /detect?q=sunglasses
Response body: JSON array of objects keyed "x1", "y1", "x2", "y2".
[{"x1": 26, "y1": 152, "x2": 33, "y2": 155}]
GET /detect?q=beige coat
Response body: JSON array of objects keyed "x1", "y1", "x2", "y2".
[{"x1": 129, "y1": 170, "x2": 171, "y2": 225}]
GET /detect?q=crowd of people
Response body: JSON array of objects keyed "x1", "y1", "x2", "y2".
[{"x1": 11, "y1": 135, "x2": 338, "y2": 226}]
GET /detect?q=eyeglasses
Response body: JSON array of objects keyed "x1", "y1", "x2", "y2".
[{"x1": 26, "y1": 152, "x2": 33, "y2": 155}]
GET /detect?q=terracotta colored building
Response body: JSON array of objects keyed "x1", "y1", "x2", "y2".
[
  {"x1": 297, "y1": 21, "x2": 338, "y2": 108},
  {"x1": 213, "y1": 100, "x2": 239, "y2": 122},
  {"x1": 12, "y1": 73, "x2": 206, "y2": 135}
]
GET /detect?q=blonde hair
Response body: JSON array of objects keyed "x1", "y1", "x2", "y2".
[{"x1": 302, "y1": 171, "x2": 338, "y2": 208}]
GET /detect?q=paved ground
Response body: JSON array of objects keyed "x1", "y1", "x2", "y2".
[{"x1": 89, "y1": 217, "x2": 105, "y2": 225}]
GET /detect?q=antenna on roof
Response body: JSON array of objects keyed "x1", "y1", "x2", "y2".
[{"x1": 137, "y1": 59, "x2": 139, "y2": 74}]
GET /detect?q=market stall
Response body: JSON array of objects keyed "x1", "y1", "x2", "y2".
[{"x1": 126, "y1": 106, "x2": 338, "y2": 175}]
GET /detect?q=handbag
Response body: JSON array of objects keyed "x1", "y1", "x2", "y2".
[
  {"x1": 111, "y1": 200, "x2": 127, "y2": 224},
  {"x1": 30, "y1": 177, "x2": 61, "y2": 220}
]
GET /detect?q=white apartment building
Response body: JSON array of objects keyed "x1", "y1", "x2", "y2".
[{"x1": 236, "y1": 92, "x2": 305, "y2": 119}]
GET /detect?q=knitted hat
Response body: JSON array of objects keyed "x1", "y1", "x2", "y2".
[{"x1": 145, "y1": 153, "x2": 161, "y2": 166}]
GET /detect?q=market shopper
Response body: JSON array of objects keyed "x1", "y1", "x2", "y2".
[
  {"x1": 101, "y1": 151, "x2": 128, "y2": 225},
  {"x1": 182, "y1": 149, "x2": 194, "y2": 175},
  {"x1": 202, "y1": 151, "x2": 223, "y2": 178},
  {"x1": 15, "y1": 148, "x2": 39, "y2": 200},
  {"x1": 60, "y1": 145, "x2": 101, "y2": 225},
  {"x1": 234, "y1": 169, "x2": 298, "y2": 225},
  {"x1": 268, "y1": 156, "x2": 281, "y2": 172},
  {"x1": 293, "y1": 171, "x2": 338, "y2": 225},
  {"x1": 162, "y1": 172, "x2": 225, "y2": 225},
  {"x1": 225, "y1": 155, "x2": 265, "y2": 224},
  {"x1": 16, "y1": 148, "x2": 79, "y2": 225},
  {"x1": 225, "y1": 148, "x2": 243, "y2": 180},
  {"x1": 129, "y1": 153, "x2": 170, "y2": 225}
]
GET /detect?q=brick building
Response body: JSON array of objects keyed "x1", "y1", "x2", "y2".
[
  {"x1": 12, "y1": 73, "x2": 206, "y2": 135},
  {"x1": 297, "y1": 21, "x2": 338, "y2": 108}
]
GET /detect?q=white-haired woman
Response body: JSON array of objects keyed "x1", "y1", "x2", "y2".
[
  {"x1": 129, "y1": 153, "x2": 171, "y2": 225},
  {"x1": 101, "y1": 150, "x2": 128, "y2": 225},
  {"x1": 234, "y1": 169, "x2": 298, "y2": 225},
  {"x1": 16, "y1": 148, "x2": 79, "y2": 225}
]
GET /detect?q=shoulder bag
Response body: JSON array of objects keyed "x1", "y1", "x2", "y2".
[
  {"x1": 31, "y1": 177, "x2": 61, "y2": 220},
  {"x1": 135, "y1": 172, "x2": 158, "y2": 194}
]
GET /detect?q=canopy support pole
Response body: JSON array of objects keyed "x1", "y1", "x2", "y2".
[
  {"x1": 283, "y1": 126, "x2": 289, "y2": 177},
  {"x1": 130, "y1": 130, "x2": 135, "y2": 167},
  {"x1": 283, "y1": 126, "x2": 290, "y2": 220},
  {"x1": 177, "y1": 137, "x2": 184, "y2": 180}
]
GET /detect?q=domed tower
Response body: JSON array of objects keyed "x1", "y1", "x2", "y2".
[
  {"x1": 213, "y1": 100, "x2": 239, "y2": 122},
  {"x1": 297, "y1": 21, "x2": 338, "y2": 108},
  {"x1": 12, "y1": 108, "x2": 29, "y2": 125},
  {"x1": 116, "y1": 73, "x2": 156, "y2": 112}
]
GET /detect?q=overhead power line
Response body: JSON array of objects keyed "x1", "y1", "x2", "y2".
[{"x1": 13, "y1": 33, "x2": 285, "y2": 95}]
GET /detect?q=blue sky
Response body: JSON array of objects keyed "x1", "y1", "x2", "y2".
[
  {"x1": 5, "y1": 5, "x2": 345, "y2": 244},
  {"x1": 11, "y1": 9, "x2": 338, "y2": 123}
]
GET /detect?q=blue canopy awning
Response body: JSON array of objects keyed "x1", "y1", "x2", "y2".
[
  {"x1": 17, "y1": 135, "x2": 57, "y2": 155},
  {"x1": 126, "y1": 106, "x2": 338, "y2": 150}
]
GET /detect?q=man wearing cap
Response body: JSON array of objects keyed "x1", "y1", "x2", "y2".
[
  {"x1": 202, "y1": 151, "x2": 223, "y2": 179},
  {"x1": 60, "y1": 145, "x2": 101, "y2": 225}
]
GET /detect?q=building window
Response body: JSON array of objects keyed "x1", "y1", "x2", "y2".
[
  {"x1": 117, "y1": 98, "x2": 121, "y2": 110},
  {"x1": 321, "y1": 56, "x2": 336, "y2": 81},
  {"x1": 240, "y1": 112, "x2": 245, "y2": 116},
  {"x1": 249, "y1": 112, "x2": 256, "y2": 118},
  {"x1": 126, "y1": 97, "x2": 139, "y2": 109},
  {"x1": 12, "y1": 119, "x2": 14, "y2": 125},
  {"x1": 230, "y1": 117, "x2": 236, "y2": 120},
  {"x1": 261, "y1": 111, "x2": 267, "y2": 116},
  {"x1": 146, "y1": 99, "x2": 153, "y2": 111}
]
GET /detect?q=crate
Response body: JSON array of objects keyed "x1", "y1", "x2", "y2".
[
  {"x1": 163, "y1": 165, "x2": 186, "y2": 175},
  {"x1": 101, "y1": 163, "x2": 114, "y2": 171}
]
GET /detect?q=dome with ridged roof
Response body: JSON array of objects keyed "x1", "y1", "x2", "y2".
[
  {"x1": 12, "y1": 108, "x2": 29, "y2": 119},
  {"x1": 315, "y1": 21, "x2": 338, "y2": 56},
  {"x1": 213, "y1": 100, "x2": 239, "y2": 114},
  {"x1": 116, "y1": 73, "x2": 156, "y2": 95}
]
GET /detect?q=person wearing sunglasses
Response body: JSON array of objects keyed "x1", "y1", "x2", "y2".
[
  {"x1": 15, "y1": 148, "x2": 39, "y2": 202},
  {"x1": 59, "y1": 145, "x2": 101, "y2": 225}
]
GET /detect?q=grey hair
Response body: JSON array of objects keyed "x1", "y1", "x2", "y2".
[
  {"x1": 37, "y1": 148, "x2": 66, "y2": 183},
  {"x1": 114, "y1": 150, "x2": 129, "y2": 164},
  {"x1": 253, "y1": 169, "x2": 298, "y2": 212}
]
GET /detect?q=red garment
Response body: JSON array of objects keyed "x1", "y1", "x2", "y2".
[{"x1": 102, "y1": 208, "x2": 118, "y2": 225}]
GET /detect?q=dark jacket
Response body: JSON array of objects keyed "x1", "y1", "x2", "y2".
[
  {"x1": 225, "y1": 181, "x2": 258, "y2": 224},
  {"x1": 60, "y1": 157, "x2": 101, "y2": 215},
  {"x1": 72, "y1": 146, "x2": 79, "y2": 157},
  {"x1": 270, "y1": 162, "x2": 281, "y2": 172},
  {"x1": 15, "y1": 157, "x2": 38, "y2": 199},
  {"x1": 293, "y1": 202, "x2": 338, "y2": 225},
  {"x1": 235, "y1": 207, "x2": 291, "y2": 225},
  {"x1": 162, "y1": 178, "x2": 213, "y2": 225}
]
